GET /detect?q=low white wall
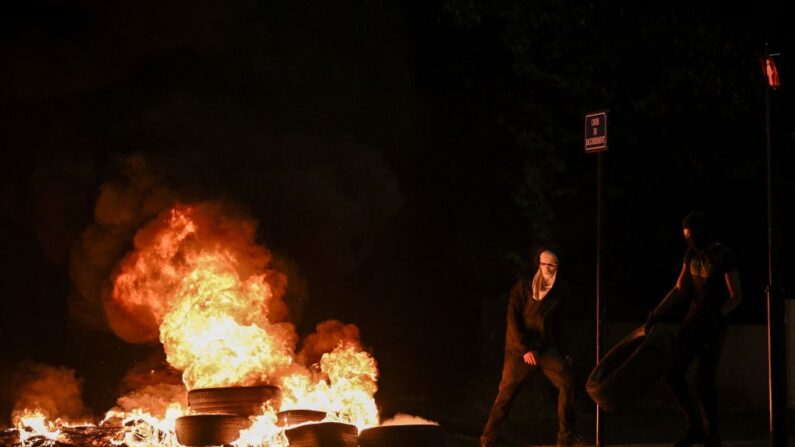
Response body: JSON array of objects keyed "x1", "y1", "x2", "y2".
[{"x1": 718, "y1": 323, "x2": 770, "y2": 409}]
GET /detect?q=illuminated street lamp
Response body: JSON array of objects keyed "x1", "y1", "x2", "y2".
[{"x1": 761, "y1": 54, "x2": 781, "y2": 90}]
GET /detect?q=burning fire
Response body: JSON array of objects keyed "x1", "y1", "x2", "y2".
[
  {"x1": 13, "y1": 409, "x2": 63, "y2": 445},
  {"x1": 111, "y1": 204, "x2": 297, "y2": 390},
  {"x1": 104, "y1": 406, "x2": 184, "y2": 447},
  {"x1": 280, "y1": 342, "x2": 379, "y2": 429},
  {"x1": 232, "y1": 404, "x2": 285, "y2": 447},
  {"x1": 7, "y1": 202, "x2": 385, "y2": 445}
]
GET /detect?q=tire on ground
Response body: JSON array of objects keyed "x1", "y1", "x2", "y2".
[
  {"x1": 358, "y1": 424, "x2": 447, "y2": 447},
  {"x1": 187, "y1": 385, "x2": 281, "y2": 416},
  {"x1": 586, "y1": 325, "x2": 675, "y2": 411},
  {"x1": 284, "y1": 422, "x2": 358, "y2": 447},
  {"x1": 175, "y1": 414, "x2": 249, "y2": 446}
]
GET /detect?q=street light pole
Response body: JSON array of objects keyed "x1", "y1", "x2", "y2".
[{"x1": 761, "y1": 46, "x2": 786, "y2": 447}]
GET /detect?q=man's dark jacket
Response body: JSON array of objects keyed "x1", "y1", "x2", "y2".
[{"x1": 504, "y1": 276, "x2": 568, "y2": 355}]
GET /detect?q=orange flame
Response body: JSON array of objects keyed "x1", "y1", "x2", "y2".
[
  {"x1": 12, "y1": 202, "x2": 382, "y2": 445},
  {"x1": 13, "y1": 409, "x2": 63, "y2": 445},
  {"x1": 280, "y1": 342, "x2": 378, "y2": 430},
  {"x1": 106, "y1": 201, "x2": 379, "y2": 437},
  {"x1": 159, "y1": 252, "x2": 294, "y2": 389},
  {"x1": 232, "y1": 404, "x2": 285, "y2": 447},
  {"x1": 103, "y1": 406, "x2": 184, "y2": 447},
  {"x1": 110, "y1": 204, "x2": 295, "y2": 389}
]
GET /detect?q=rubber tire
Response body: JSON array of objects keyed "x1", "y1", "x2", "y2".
[
  {"x1": 175, "y1": 414, "x2": 249, "y2": 446},
  {"x1": 188, "y1": 385, "x2": 281, "y2": 416},
  {"x1": 586, "y1": 324, "x2": 675, "y2": 411},
  {"x1": 284, "y1": 422, "x2": 358, "y2": 447},
  {"x1": 358, "y1": 424, "x2": 447, "y2": 447},
  {"x1": 276, "y1": 409, "x2": 327, "y2": 427}
]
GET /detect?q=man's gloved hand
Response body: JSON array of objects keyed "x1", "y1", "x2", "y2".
[{"x1": 643, "y1": 310, "x2": 660, "y2": 334}]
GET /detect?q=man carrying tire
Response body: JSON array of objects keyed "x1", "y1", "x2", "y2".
[
  {"x1": 481, "y1": 249, "x2": 583, "y2": 447},
  {"x1": 645, "y1": 211, "x2": 742, "y2": 447}
]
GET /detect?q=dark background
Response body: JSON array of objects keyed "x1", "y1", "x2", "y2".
[{"x1": 1, "y1": 0, "x2": 793, "y2": 433}]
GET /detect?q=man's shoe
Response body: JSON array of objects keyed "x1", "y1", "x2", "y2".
[
  {"x1": 557, "y1": 433, "x2": 588, "y2": 447},
  {"x1": 673, "y1": 426, "x2": 706, "y2": 447}
]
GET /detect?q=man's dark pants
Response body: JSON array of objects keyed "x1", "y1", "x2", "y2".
[
  {"x1": 666, "y1": 316, "x2": 727, "y2": 437},
  {"x1": 481, "y1": 350, "x2": 576, "y2": 446}
]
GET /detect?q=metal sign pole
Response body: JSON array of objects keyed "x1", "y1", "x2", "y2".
[
  {"x1": 585, "y1": 110, "x2": 608, "y2": 447},
  {"x1": 762, "y1": 47, "x2": 787, "y2": 447},
  {"x1": 595, "y1": 150, "x2": 604, "y2": 447}
]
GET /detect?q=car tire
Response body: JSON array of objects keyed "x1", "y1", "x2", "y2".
[
  {"x1": 284, "y1": 422, "x2": 358, "y2": 447},
  {"x1": 175, "y1": 414, "x2": 249, "y2": 446},
  {"x1": 586, "y1": 324, "x2": 675, "y2": 411},
  {"x1": 187, "y1": 385, "x2": 281, "y2": 416}
]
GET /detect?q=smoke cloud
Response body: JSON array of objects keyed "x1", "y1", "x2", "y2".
[
  {"x1": 111, "y1": 353, "x2": 186, "y2": 418},
  {"x1": 68, "y1": 155, "x2": 178, "y2": 333},
  {"x1": 10, "y1": 362, "x2": 91, "y2": 424}
]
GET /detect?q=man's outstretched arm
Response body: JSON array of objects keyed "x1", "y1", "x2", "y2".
[{"x1": 648, "y1": 263, "x2": 690, "y2": 322}]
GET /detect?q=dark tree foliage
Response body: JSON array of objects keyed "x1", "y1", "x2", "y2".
[{"x1": 410, "y1": 0, "x2": 792, "y2": 322}]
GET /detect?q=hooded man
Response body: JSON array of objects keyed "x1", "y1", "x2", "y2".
[
  {"x1": 645, "y1": 211, "x2": 742, "y2": 447},
  {"x1": 481, "y1": 249, "x2": 582, "y2": 447}
]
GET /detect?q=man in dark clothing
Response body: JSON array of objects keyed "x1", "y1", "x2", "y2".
[
  {"x1": 646, "y1": 212, "x2": 742, "y2": 447},
  {"x1": 481, "y1": 250, "x2": 580, "y2": 447}
]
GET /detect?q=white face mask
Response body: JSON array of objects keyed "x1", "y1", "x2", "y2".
[
  {"x1": 539, "y1": 252, "x2": 558, "y2": 281},
  {"x1": 532, "y1": 250, "x2": 559, "y2": 301}
]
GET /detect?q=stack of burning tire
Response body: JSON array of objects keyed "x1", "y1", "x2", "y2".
[
  {"x1": 174, "y1": 386, "x2": 445, "y2": 447},
  {"x1": 175, "y1": 385, "x2": 281, "y2": 446}
]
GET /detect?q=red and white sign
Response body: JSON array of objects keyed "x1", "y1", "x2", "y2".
[{"x1": 584, "y1": 111, "x2": 608, "y2": 153}]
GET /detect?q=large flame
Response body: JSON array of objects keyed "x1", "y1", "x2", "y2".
[
  {"x1": 10, "y1": 202, "x2": 382, "y2": 446},
  {"x1": 67, "y1": 201, "x2": 380, "y2": 445},
  {"x1": 159, "y1": 252, "x2": 294, "y2": 389},
  {"x1": 110, "y1": 204, "x2": 295, "y2": 389}
]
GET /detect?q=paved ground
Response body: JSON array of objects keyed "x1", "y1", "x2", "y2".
[{"x1": 441, "y1": 408, "x2": 795, "y2": 447}]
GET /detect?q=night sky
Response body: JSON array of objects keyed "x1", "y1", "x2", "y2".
[{"x1": 1, "y1": 0, "x2": 793, "y2": 427}]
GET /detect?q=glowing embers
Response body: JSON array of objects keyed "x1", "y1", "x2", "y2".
[
  {"x1": 14, "y1": 409, "x2": 63, "y2": 445},
  {"x1": 11, "y1": 409, "x2": 122, "y2": 447}
]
